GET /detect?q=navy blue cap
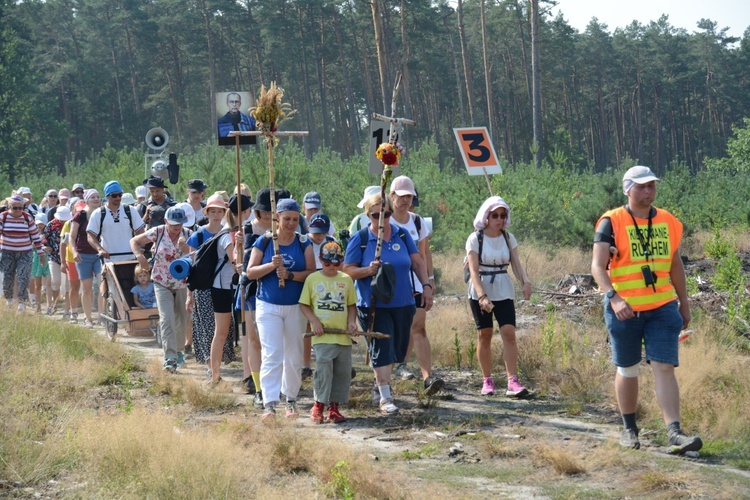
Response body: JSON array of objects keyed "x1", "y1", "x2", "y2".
[{"x1": 308, "y1": 213, "x2": 331, "y2": 234}]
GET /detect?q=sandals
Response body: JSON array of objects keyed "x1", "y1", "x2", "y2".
[
  {"x1": 379, "y1": 399, "x2": 400, "y2": 415},
  {"x1": 69, "y1": 313, "x2": 78, "y2": 325}
]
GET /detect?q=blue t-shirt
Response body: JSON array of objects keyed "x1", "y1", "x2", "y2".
[
  {"x1": 343, "y1": 223, "x2": 418, "y2": 308},
  {"x1": 130, "y1": 282, "x2": 156, "y2": 308},
  {"x1": 254, "y1": 233, "x2": 311, "y2": 305},
  {"x1": 186, "y1": 226, "x2": 216, "y2": 250}
]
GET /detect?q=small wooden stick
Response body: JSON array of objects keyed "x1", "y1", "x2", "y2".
[{"x1": 303, "y1": 328, "x2": 390, "y2": 339}]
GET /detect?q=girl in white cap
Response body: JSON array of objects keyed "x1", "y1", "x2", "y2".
[
  {"x1": 466, "y1": 196, "x2": 532, "y2": 398},
  {"x1": 30, "y1": 213, "x2": 52, "y2": 313}
]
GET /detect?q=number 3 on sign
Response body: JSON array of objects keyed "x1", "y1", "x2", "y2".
[{"x1": 453, "y1": 127, "x2": 502, "y2": 175}]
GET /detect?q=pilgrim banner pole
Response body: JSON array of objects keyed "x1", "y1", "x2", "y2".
[{"x1": 229, "y1": 82, "x2": 307, "y2": 288}]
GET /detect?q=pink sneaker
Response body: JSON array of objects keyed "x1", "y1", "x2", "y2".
[
  {"x1": 506, "y1": 376, "x2": 529, "y2": 398},
  {"x1": 481, "y1": 377, "x2": 495, "y2": 396}
]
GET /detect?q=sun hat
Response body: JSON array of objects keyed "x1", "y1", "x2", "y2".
[
  {"x1": 45, "y1": 189, "x2": 58, "y2": 198},
  {"x1": 622, "y1": 165, "x2": 659, "y2": 195},
  {"x1": 165, "y1": 207, "x2": 188, "y2": 225},
  {"x1": 390, "y1": 176, "x2": 416, "y2": 197},
  {"x1": 54, "y1": 206, "x2": 72, "y2": 221},
  {"x1": 17, "y1": 187, "x2": 32, "y2": 195},
  {"x1": 83, "y1": 189, "x2": 99, "y2": 202},
  {"x1": 308, "y1": 213, "x2": 331, "y2": 234},
  {"x1": 175, "y1": 202, "x2": 196, "y2": 227},
  {"x1": 120, "y1": 193, "x2": 137, "y2": 206},
  {"x1": 74, "y1": 200, "x2": 87, "y2": 211},
  {"x1": 103, "y1": 180, "x2": 123, "y2": 197},
  {"x1": 205, "y1": 194, "x2": 228, "y2": 211},
  {"x1": 187, "y1": 179, "x2": 207, "y2": 192},
  {"x1": 144, "y1": 176, "x2": 165, "y2": 189},
  {"x1": 228, "y1": 194, "x2": 253, "y2": 213},
  {"x1": 357, "y1": 186, "x2": 380, "y2": 209},
  {"x1": 58, "y1": 188, "x2": 71, "y2": 200},
  {"x1": 9, "y1": 194, "x2": 24, "y2": 205},
  {"x1": 253, "y1": 188, "x2": 291, "y2": 212},
  {"x1": 135, "y1": 185, "x2": 148, "y2": 198},
  {"x1": 34, "y1": 212, "x2": 47, "y2": 225},
  {"x1": 276, "y1": 198, "x2": 300, "y2": 213},
  {"x1": 473, "y1": 196, "x2": 511, "y2": 231},
  {"x1": 320, "y1": 241, "x2": 344, "y2": 264},
  {"x1": 68, "y1": 196, "x2": 80, "y2": 207},
  {"x1": 303, "y1": 191, "x2": 322, "y2": 210}
]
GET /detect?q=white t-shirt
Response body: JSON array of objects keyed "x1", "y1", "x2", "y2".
[
  {"x1": 465, "y1": 231, "x2": 518, "y2": 301},
  {"x1": 213, "y1": 232, "x2": 236, "y2": 290},
  {"x1": 391, "y1": 212, "x2": 429, "y2": 294},
  {"x1": 87, "y1": 204, "x2": 145, "y2": 262}
]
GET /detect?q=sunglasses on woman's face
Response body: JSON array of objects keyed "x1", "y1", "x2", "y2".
[
  {"x1": 369, "y1": 211, "x2": 392, "y2": 219},
  {"x1": 322, "y1": 261, "x2": 341, "y2": 267},
  {"x1": 490, "y1": 212, "x2": 507, "y2": 220},
  {"x1": 10, "y1": 206, "x2": 24, "y2": 210}
]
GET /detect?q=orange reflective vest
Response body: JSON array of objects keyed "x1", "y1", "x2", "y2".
[{"x1": 598, "y1": 206, "x2": 682, "y2": 312}]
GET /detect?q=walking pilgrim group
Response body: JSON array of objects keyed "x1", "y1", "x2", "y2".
[{"x1": 0, "y1": 166, "x2": 701, "y2": 452}]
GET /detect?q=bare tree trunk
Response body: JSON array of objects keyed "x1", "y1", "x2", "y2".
[
  {"x1": 199, "y1": 0, "x2": 217, "y2": 137},
  {"x1": 400, "y1": 0, "x2": 412, "y2": 121},
  {"x1": 334, "y1": 14, "x2": 361, "y2": 155},
  {"x1": 109, "y1": 40, "x2": 126, "y2": 133},
  {"x1": 530, "y1": 0, "x2": 542, "y2": 168},
  {"x1": 480, "y1": 0, "x2": 494, "y2": 138},
  {"x1": 457, "y1": 0, "x2": 474, "y2": 125},
  {"x1": 297, "y1": 6, "x2": 318, "y2": 155},
  {"x1": 444, "y1": 18, "x2": 465, "y2": 125},
  {"x1": 309, "y1": 7, "x2": 331, "y2": 148},
  {"x1": 158, "y1": 44, "x2": 182, "y2": 139},
  {"x1": 123, "y1": 25, "x2": 142, "y2": 132},
  {"x1": 371, "y1": 0, "x2": 388, "y2": 112}
]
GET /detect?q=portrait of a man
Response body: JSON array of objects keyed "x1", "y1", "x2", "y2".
[{"x1": 216, "y1": 91, "x2": 256, "y2": 145}]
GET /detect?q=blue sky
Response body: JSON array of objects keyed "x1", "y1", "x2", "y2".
[{"x1": 548, "y1": 0, "x2": 750, "y2": 39}]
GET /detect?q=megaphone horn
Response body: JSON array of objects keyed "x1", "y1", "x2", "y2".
[
  {"x1": 151, "y1": 159, "x2": 169, "y2": 180},
  {"x1": 145, "y1": 127, "x2": 169, "y2": 150}
]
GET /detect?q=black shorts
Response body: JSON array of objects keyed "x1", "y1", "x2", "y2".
[
  {"x1": 469, "y1": 298, "x2": 516, "y2": 330},
  {"x1": 211, "y1": 287, "x2": 234, "y2": 313}
]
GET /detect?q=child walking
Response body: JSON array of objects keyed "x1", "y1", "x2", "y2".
[
  {"x1": 131, "y1": 265, "x2": 156, "y2": 309},
  {"x1": 299, "y1": 242, "x2": 358, "y2": 423}
]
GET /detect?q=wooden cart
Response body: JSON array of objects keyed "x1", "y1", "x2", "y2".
[{"x1": 99, "y1": 260, "x2": 160, "y2": 343}]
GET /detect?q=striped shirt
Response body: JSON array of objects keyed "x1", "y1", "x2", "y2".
[{"x1": 0, "y1": 211, "x2": 44, "y2": 254}]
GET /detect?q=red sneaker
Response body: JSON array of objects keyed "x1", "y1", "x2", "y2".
[
  {"x1": 326, "y1": 403, "x2": 346, "y2": 424},
  {"x1": 310, "y1": 401, "x2": 325, "y2": 424}
]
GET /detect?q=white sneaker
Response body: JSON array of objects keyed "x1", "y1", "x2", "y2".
[{"x1": 17, "y1": 303, "x2": 26, "y2": 313}]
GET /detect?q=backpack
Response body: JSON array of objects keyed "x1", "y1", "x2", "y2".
[
  {"x1": 463, "y1": 229, "x2": 511, "y2": 283},
  {"x1": 96, "y1": 205, "x2": 135, "y2": 239},
  {"x1": 186, "y1": 227, "x2": 231, "y2": 291}
]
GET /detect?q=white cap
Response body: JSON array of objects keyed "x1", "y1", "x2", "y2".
[
  {"x1": 357, "y1": 186, "x2": 381, "y2": 209},
  {"x1": 135, "y1": 185, "x2": 148, "y2": 198},
  {"x1": 623, "y1": 166, "x2": 659, "y2": 195},
  {"x1": 18, "y1": 187, "x2": 32, "y2": 195}
]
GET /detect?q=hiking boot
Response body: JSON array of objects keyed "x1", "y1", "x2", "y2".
[
  {"x1": 481, "y1": 377, "x2": 495, "y2": 396},
  {"x1": 285, "y1": 400, "x2": 299, "y2": 419},
  {"x1": 254, "y1": 391, "x2": 264, "y2": 407},
  {"x1": 301, "y1": 367, "x2": 314, "y2": 380},
  {"x1": 379, "y1": 399, "x2": 399, "y2": 415},
  {"x1": 242, "y1": 376, "x2": 256, "y2": 395},
  {"x1": 395, "y1": 363, "x2": 415, "y2": 380},
  {"x1": 163, "y1": 358, "x2": 177, "y2": 373},
  {"x1": 620, "y1": 428, "x2": 641, "y2": 449},
  {"x1": 506, "y1": 376, "x2": 529, "y2": 398},
  {"x1": 310, "y1": 402, "x2": 325, "y2": 424},
  {"x1": 327, "y1": 403, "x2": 346, "y2": 424},
  {"x1": 423, "y1": 377, "x2": 445, "y2": 396},
  {"x1": 668, "y1": 430, "x2": 703, "y2": 455},
  {"x1": 176, "y1": 352, "x2": 186, "y2": 368}
]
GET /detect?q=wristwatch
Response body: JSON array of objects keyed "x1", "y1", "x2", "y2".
[
  {"x1": 288, "y1": 272, "x2": 294, "y2": 282},
  {"x1": 606, "y1": 289, "x2": 617, "y2": 299},
  {"x1": 422, "y1": 283, "x2": 433, "y2": 289}
]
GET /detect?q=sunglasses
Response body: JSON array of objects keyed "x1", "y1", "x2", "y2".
[
  {"x1": 322, "y1": 261, "x2": 342, "y2": 267},
  {"x1": 490, "y1": 212, "x2": 507, "y2": 220},
  {"x1": 10, "y1": 206, "x2": 24, "y2": 210},
  {"x1": 73, "y1": 190, "x2": 84, "y2": 195},
  {"x1": 369, "y1": 211, "x2": 392, "y2": 218},
  {"x1": 108, "y1": 193, "x2": 123, "y2": 198},
  {"x1": 48, "y1": 194, "x2": 58, "y2": 198}
]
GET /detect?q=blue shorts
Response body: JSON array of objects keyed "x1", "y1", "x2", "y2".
[
  {"x1": 76, "y1": 253, "x2": 102, "y2": 280},
  {"x1": 357, "y1": 305, "x2": 415, "y2": 368},
  {"x1": 604, "y1": 298, "x2": 683, "y2": 367}
]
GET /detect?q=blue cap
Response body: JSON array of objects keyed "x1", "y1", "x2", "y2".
[
  {"x1": 308, "y1": 213, "x2": 331, "y2": 234},
  {"x1": 303, "y1": 191, "x2": 322, "y2": 209},
  {"x1": 276, "y1": 198, "x2": 300, "y2": 213},
  {"x1": 165, "y1": 207, "x2": 188, "y2": 225},
  {"x1": 103, "y1": 180, "x2": 123, "y2": 197}
]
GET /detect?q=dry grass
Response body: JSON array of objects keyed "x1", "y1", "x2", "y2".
[
  {"x1": 148, "y1": 362, "x2": 237, "y2": 410},
  {"x1": 532, "y1": 444, "x2": 586, "y2": 475},
  {"x1": 635, "y1": 470, "x2": 691, "y2": 494},
  {"x1": 683, "y1": 227, "x2": 750, "y2": 257}
]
